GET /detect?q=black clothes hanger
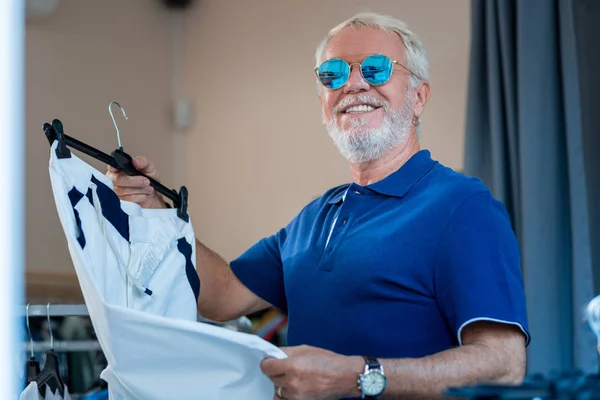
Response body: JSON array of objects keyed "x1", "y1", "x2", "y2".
[
  {"x1": 42, "y1": 101, "x2": 189, "y2": 222},
  {"x1": 36, "y1": 351, "x2": 65, "y2": 398},
  {"x1": 24, "y1": 304, "x2": 40, "y2": 385},
  {"x1": 35, "y1": 304, "x2": 65, "y2": 398}
]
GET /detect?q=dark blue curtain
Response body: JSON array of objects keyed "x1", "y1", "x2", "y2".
[{"x1": 464, "y1": 0, "x2": 599, "y2": 374}]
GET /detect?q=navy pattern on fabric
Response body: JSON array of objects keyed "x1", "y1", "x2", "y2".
[
  {"x1": 88, "y1": 175, "x2": 130, "y2": 241},
  {"x1": 177, "y1": 238, "x2": 200, "y2": 303},
  {"x1": 68, "y1": 187, "x2": 86, "y2": 249}
]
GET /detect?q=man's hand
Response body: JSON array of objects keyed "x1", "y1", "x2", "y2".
[
  {"x1": 106, "y1": 156, "x2": 167, "y2": 209},
  {"x1": 259, "y1": 322, "x2": 526, "y2": 400},
  {"x1": 260, "y1": 345, "x2": 362, "y2": 400}
]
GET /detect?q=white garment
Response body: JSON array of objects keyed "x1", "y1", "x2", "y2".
[
  {"x1": 47, "y1": 141, "x2": 286, "y2": 399},
  {"x1": 19, "y1": 382, "x2": 72, "y2": 400},
  {"x1": 19, "y1": 382, "x2": 38, "y2": 400}
]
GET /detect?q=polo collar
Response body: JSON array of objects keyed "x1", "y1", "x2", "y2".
[
  {"x1": 367, "y1": 150, "x2": 437, "y2": 197},
  {"x1": 327, "y1": 186, "x2": 348, "y2": 204},
  {"x1": 328, "y1": 150, "x2": 437, "y2": 204}
]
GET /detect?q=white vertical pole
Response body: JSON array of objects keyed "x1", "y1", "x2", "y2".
[{"x1": 0, "y1": 0, "x2": 25, "y2": 397}]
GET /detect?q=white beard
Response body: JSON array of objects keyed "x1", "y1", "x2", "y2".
[{"x1": 323, "y1": 89, "x2": 415, "y2": 163}]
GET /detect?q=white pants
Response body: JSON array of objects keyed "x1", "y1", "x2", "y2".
[{"x1": 47, "y1": 141, "x2": 286, "y2": 399}]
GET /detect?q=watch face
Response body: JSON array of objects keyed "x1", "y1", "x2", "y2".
[{"x1": 360, "y1": 371, "x2": 386, "y2": 396}]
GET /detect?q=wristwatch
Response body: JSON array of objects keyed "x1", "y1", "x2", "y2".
[{"x1": 358, "y1": 356, "x2": 387, "y2": 399}]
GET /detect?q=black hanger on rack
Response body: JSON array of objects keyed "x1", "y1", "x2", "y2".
[
  {"x1": 24, "y1": 304, "x2": 40, "y2": 384},
  {"x1": 35, "y1": 303, "x2": 65, "y2": 398},
  {"x1": 42, "y1": 100, "x2": 189, "y2": 222}
]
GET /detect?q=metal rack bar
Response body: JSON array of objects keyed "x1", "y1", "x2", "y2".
[
  {"x1": 22, "y1": 304, "x2": 89, "y2": 317},
  {"x1": 20, "y1": 304, "x2": 253, "y2": 333},
  {"x1": 25, "y1": 340, "x2": 102, "y2": 353}
]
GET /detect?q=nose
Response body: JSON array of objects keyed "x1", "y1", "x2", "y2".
[{"x1": 343, "y1": 63, "x2": 370, "y2": 94}]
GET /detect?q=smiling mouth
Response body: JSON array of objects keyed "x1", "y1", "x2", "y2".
[{"x1": 342, "y1": 104, "x2": 382, "y2": 114}]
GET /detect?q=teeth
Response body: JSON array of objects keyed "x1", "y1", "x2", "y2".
[{"x1": 345, "y1": 104, "x2": 376, "y2": 113}]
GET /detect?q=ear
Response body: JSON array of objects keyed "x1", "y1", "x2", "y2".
[{"x1": 412, "y1": 81, "x2": 431, "y2": 118}]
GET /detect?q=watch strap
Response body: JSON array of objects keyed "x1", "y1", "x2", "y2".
[{"x1": 363, "y1": 355, "x2": 381, "y2": 370}]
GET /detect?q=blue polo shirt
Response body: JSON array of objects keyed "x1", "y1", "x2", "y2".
[{"x1": 230, "y1": 150, "x2": 530, "y2": 360}]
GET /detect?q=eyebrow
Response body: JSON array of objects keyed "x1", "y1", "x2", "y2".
[{"x1": 325, "y1": 52, "x2": 387, "y2": 61}]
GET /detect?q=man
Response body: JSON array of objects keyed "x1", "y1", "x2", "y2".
[{"x1": 107, "y1": 12, "x2": 529, "y2": 400}]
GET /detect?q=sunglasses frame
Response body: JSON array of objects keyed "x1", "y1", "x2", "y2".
[{"x1": 314, "y1": 53, "x2": 422, "y2": 89}]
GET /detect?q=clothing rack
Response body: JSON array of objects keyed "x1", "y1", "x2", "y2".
[
  {"x1": 25, "y1": 340, "x2": 102, "y2": 353},
  {"x1": 23, "y1": 304, "x2": 90, "y2": 318},
  {"x1": 21, "y1": 303, "x2": 253, "y2": 356},
  {"x1": 21, "y1": 303, "x2": 253, "y2": 332}
]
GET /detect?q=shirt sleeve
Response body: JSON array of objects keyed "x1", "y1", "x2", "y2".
[
  {"x1": 229, "y1": 227, "x2": 288, "y2": 313},
  {"x1": 434, "y1": 191, "x2": 530, "y2": 346}
]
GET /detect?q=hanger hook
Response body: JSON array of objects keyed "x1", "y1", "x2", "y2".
[
  {"x1": 109, "y1": 100, "x2": 128, "y2": 150},
  {"x1": 26, "y1": 303, "x2": 34, "y2": 358},
  {"x1": 46, "y1": 303, "x2": 54, "y2": 350}
]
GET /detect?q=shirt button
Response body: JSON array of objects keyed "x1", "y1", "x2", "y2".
[
  {"x1": 342, "y1": 218, "x2": 347, "y2": 226},
  {"x1": 353, "y1": 190, "x2": 360, "y2": 195}
]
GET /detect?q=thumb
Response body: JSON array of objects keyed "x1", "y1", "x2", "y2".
[
  {"x1": 133, "y1": 156, "x2": 159, "y2": 179},
  {"x1": 132, "y1": 156, "x2": 149, "y2": 170}
]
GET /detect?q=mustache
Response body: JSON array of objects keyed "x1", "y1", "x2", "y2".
[{"x1": 332, "y1": 94, "x2": 389, "y2": 114}]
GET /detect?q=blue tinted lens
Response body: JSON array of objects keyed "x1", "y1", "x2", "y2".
[
  {"x1": 361, "y1": 55, "x2": 393, "y2": 85},
  {"x1": 317, "y1": 59, "x2": 350, "y2": 89}
]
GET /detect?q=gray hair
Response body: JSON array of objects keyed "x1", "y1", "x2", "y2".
[{"x1": 315, "y1": 12, "x2": 429, "y2": 88}]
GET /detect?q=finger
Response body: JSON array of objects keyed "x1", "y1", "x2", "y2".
[
  {"x1": 105, "y1": 170, "x2": 119, "y2": 183},
  {"x1": 114, "y1": 174, "x2": 150, "y2": 189},
  {"x1": 114, "y1": 186, "x2": 154, "y2": 198},
  {"x1": 119, "y1": 194, "x2": 152, "y2": 205},
  {"x1": 133, "y1": 156, "x2": 159, "y2": 179},
  {"x1": 273, "y1": 386, "x2": 288, "y2": 400},
  {"x1": 132, "y1": 156, "x2": 149, "y2": 170},
  {"x1": 273, "y1": 385, "x2": 288, "y2": 400},
  {"x1": 107, "y1": 165, "x2": 119, "y2": 173},
  {"x1": 269, "y1": 374, "x2": 287, "y2": 388},
  {"x1": 261, "y1": 358, "x2": 287, "y2": 377}
]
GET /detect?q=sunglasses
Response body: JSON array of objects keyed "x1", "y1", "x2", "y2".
[{"x1": 314, "y1": 54, "x2": 421, "y2": 89}]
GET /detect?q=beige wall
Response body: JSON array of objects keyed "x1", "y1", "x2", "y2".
[
  {"x1": 25, "y1": 1, "x2": 470, "y2": 282},
  {"x1": 182, "y1": 0, "x2": 471, "y2": 261},
  {"x1": 26, "y1": 0, "x2": 175, "y2": 273}
]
